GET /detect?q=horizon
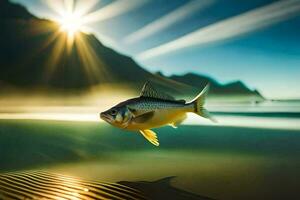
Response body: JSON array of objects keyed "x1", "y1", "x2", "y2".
[{"x1": 9, "y1": 0, "x2": 300, "y2": 99}]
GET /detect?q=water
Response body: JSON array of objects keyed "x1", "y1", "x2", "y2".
[{"x1": 0, "y1": 100, "x2": 300, "y2": 199}]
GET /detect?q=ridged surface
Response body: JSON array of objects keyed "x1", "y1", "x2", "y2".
[{"x1": 0, "y1": 171, "x2": 147, "y2": 200}]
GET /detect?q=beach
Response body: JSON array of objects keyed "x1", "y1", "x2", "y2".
[{"x1": 1, "y1": 109, "x2": 299, "y2": 200}]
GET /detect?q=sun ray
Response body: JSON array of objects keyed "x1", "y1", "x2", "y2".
[
  {"x1": 12, "y1": 20, "x2": 62, "y2": 75},
  {"x1": 137, "y1": 0, "x2": 300, "y2": 60},
  {"x1": 21, "y1": 0, "x2": 124, "y2": 86},
  {"x1": 82, "y1": 0, "x2": 149, "y2": 24},
  {"x1": 43, "y1": 0, "x2": 66, "y2": 17},
  {"x1": 43, "y1": 31, "x2": 68, "y2": 82},
  {"x1": 58, "y1": 11, "x2": 83, "y2": 39},
  {"x1": 45, "y1": 0, "x2": 88, "y2": 42},
  {"x1": 124, "y1": 0, "x2": 215, "y2": 44},
  {"x1": 63, "y1": 0, "x2": 74, "y2": 13},
  {"x1": 73, "y1": 0, "x2": 100, "y2": 16},
  {"x1": 74, "y1": 33, "x2": 111, "y2": 84}
]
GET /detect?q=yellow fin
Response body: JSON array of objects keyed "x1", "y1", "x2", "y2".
[{"x1": 139, "y1": 129, "x2": 159, "y2": 146}]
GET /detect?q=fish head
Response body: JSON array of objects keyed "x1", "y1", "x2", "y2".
[{"x1": 100, "y1": 106, "x2": 132, "y2": 128}]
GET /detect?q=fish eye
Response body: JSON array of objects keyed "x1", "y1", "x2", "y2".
[{"x1": 110, "y1": 109, "x2": 117, "y2": 115}]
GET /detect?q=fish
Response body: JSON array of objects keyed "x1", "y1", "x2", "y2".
[{"x1": 100, "y1": 82, "x2": 215, "y2": 146}]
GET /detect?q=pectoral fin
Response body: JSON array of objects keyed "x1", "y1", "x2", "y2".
[
  {"x1": 132, "y1": 111, "x2": 154, "y2": 123},
  {"x1": 140, "y1": 129, "x2": 159, "y2": 146}
]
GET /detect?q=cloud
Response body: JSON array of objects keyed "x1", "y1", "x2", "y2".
[
  {"x1": 137, "y1": 0, "x2": 300, "y2": 60},
  {"x1": 82, "y1": 0, "x2": 149, "y2": 24},
  {"x1": 124, "y1": 0, "x2": 214, "y2": 44}
]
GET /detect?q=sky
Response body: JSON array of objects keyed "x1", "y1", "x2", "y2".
[{"x1": 12, "y1": 0, "x2": 300, "y2": 99}]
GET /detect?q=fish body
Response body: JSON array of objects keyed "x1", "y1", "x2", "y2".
[
  {"x1": 119, "y1": 97, "x2": 192, "y2": 130},
  {"x1": 100, "y1": 82, "x2": 215, "y2": 146}
]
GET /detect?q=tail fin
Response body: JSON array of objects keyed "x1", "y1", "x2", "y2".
[{"x1": 190, "y1": 84, "x2": 216, "y2": 122}]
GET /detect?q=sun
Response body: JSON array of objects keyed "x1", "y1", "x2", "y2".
[{"x1": 58, "y1": 12, "x2": 83, "y2": 37}]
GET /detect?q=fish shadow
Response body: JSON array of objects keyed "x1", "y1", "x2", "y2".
[{"x1": 119, "y1": 176, "x2": 216, "y2": 200}]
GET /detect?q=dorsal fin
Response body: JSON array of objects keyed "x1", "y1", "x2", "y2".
[{"x1": 140, "y1": 82, "x2": 175, "y2": 100}]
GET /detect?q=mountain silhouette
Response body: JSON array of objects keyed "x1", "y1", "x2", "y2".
[
  {"x1": 157, "y1": 72, "x2": 262, "y2": 97},
  {"x1": 0, "y1": 0, "x2": 35, "y2": 20},
  {"x1": 0, "y1": 0, "x2": 261, "y2": 97},
  {"x1": 0, "y1": 0, "x2": 177, "y2": 90}
]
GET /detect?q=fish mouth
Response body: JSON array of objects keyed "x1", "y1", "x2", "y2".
[{"x1": 100, "y1": 113, "x2": 112, "y2": 123}]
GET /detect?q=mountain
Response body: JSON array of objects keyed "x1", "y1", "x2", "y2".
[
  {"x1": 0, "y1": 0, "x2": 35, "y2": 20},
  {"x1": 157, "y1": 72, "x2": 263, "y2": 97},
  {"x1": 0, "y1": 0, "x2": 261, "y2": 98},
  {"x1": 0, "y1": 0, "x2": 182, "y2": 90}
]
